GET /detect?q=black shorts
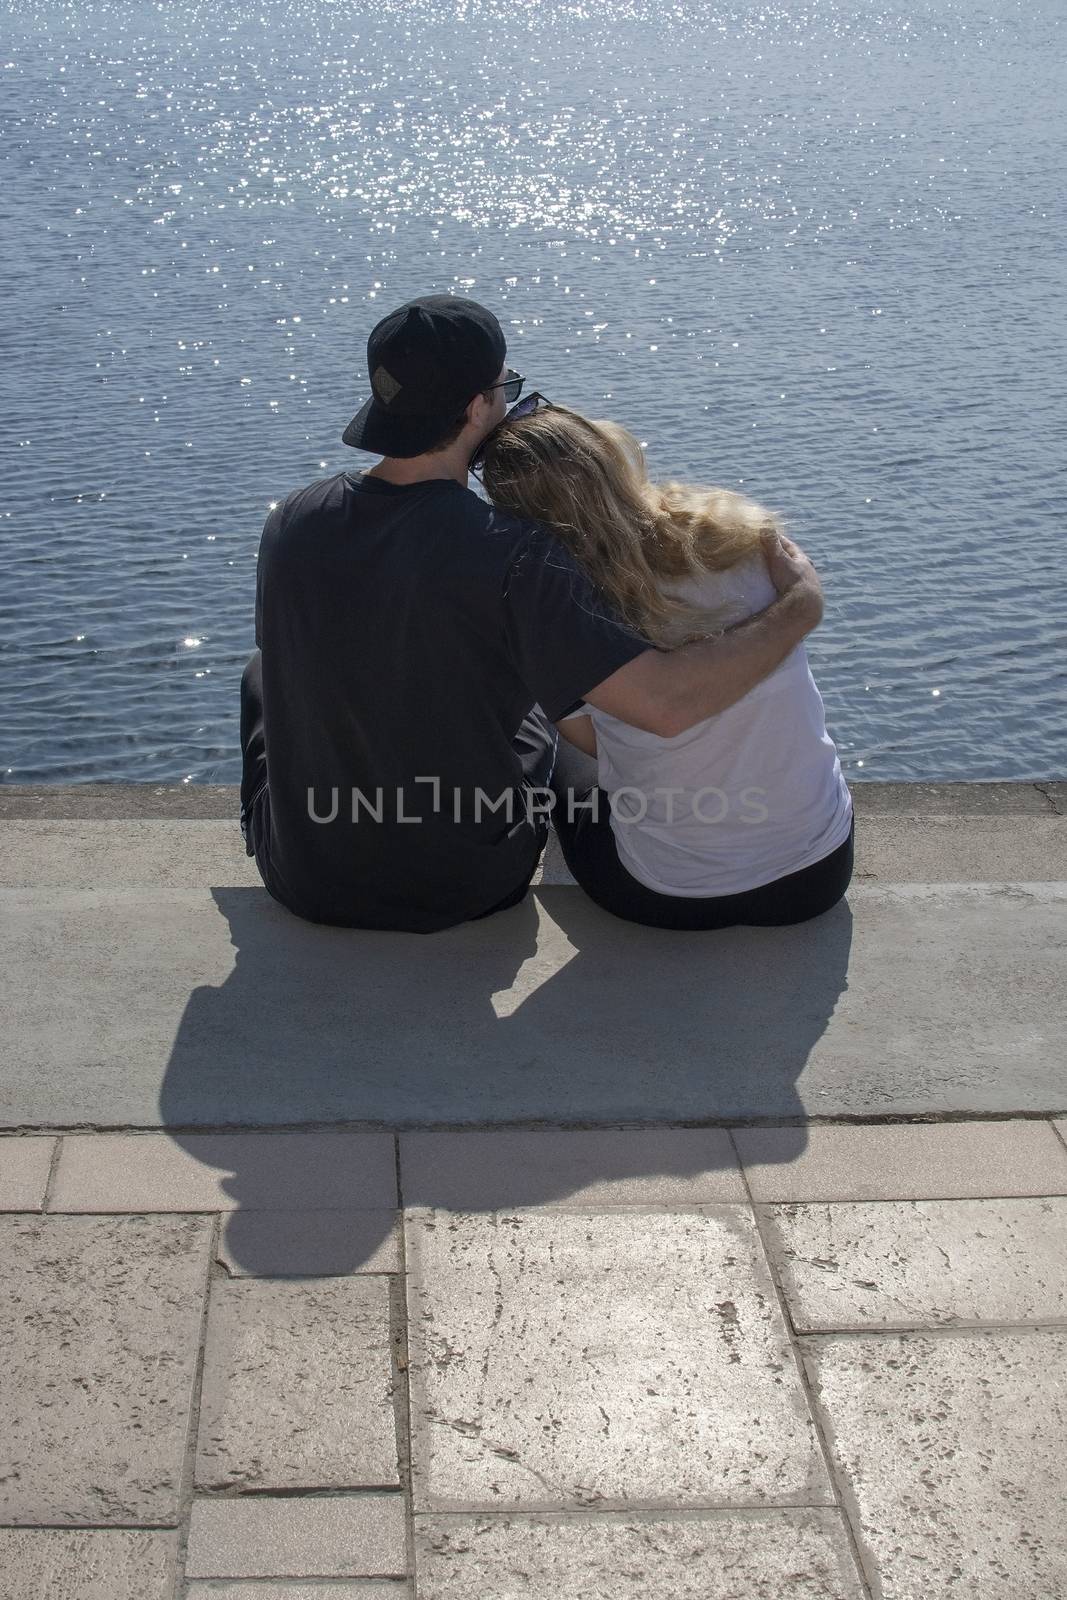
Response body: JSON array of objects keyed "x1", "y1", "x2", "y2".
[{"x1": 548, "y1": 737, "x2": 854, "y2": 931}]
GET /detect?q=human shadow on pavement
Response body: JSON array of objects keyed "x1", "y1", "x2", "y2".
[{"x1": 160, "y1": 884, "x2": 853, "y2": 1274}]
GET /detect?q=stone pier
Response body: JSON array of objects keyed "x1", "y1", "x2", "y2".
[{"x1": 1, "y1": 780, "x2": 1065, "y2": 1598}]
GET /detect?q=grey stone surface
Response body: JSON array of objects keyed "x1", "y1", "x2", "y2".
[
  {"x1": 196, "y1": 1276, "x2": 399, "y2": 1491},
  {"x1": 802, "y1": 1328, "x2": 1067, "y2": 1599},
  {"x1": 0, "y1": 1529, "x2": 177, "y2": 1599},
  {"x1": 734, "y1": 1119, "x2": 1067, "y2": 1201},
  {"x1": 186, "y1": 1587, "x2": 411, "y2": 1599},
  {"x1": 4, "y1": 882, "x2": 1066, "y2": 1127},
  {"x1": 846, "y1": 815, "x2": 1067, "y2": 883},
  {"x1": 761, "y1": 1197, "x2": 1067, "y2": 1329},
  {"x1": 414, "y1": 1509, "x2": 866, "y2": 1598},
  {"x1": 847, "y1": 781, "x2": 1058, "y2": 815},
  {"x1": 51, "y1": 1132, "x2": 397, "y2": 1213},
  {"x1": 216, "y1": 1208, "x2": 401, "y2": 1276},
  {"x1": 0, "y1": 1214, "x2": 211, "y2": 1523},
  {"x1": 0, "y1": 1135, "x2": 54, "y2": 1208},
  {"x1": 0, "y1": 819, "x2": 260, "y2": 888},
  {"x1": 405, "y1": 1206, "x2": 831, "y2": 1512},
  {"x1": 538, "y1": 813, "x2": 1067, "y2": 886},
  {"x1": 399, "y1": 1129, "x2": 746, "y2": 1208},
  {"x1": 0, "y1": 782, "x2": 241, "y2": 818},
  {"x1": 6, "y1": 811, "x2": 1067, "y2": 894},
  {"x1": 184, "y1": 1494, "x2": 408, "y2": 1578}
]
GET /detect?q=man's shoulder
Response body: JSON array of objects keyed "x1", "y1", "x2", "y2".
[
  {"x1": 274, "y1": 471, "x2": 351, "y2": 520},
  {"x1": 258, "y1": 474, "x2": 348, "y2": 543},
  {"x1": 409, "y1": 484, "x2": 573, "y2": 568},
  {"x1": 266, "y1": 472, "x2": 573, "y2": 569}
]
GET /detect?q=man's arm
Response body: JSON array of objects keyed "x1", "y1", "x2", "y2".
[{"x1": 582, "y1": 531, "x2": 824, "y2": 738}]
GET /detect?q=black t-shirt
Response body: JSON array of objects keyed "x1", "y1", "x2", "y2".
[{"x1": 252, "y1": 470, "x2": 651, "y2": 932}]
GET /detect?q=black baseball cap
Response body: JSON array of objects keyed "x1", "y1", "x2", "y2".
[{"x1": 342, "y1": 294, "x2": 507, "y2": 458}]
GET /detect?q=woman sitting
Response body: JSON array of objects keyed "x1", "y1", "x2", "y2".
[{"x1": 478, "y1": 400, "x2": 854, "y2": 931}]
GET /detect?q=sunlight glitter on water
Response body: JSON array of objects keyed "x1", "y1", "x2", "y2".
[{"x1": 2, "y1": 0, "x2": 1065, "y2": 781}]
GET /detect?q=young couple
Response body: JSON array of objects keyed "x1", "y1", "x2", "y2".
[{"x1": 239, "y1": 293, "x2": 853, "y2": 935}]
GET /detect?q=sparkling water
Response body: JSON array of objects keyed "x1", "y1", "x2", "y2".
[{"x1": 2, "y1": 0, "x2": 1065, "y2": 782}]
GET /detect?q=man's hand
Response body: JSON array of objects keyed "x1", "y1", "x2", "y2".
[{"x1": 760, "y1": 528, "x2": 824, "y2": 626}]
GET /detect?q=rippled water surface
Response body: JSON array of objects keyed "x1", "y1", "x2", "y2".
[{"x1": 3, "y1": 0, "x2": 1065, "y2": 782}]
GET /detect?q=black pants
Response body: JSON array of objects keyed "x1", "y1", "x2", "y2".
[
  {"x1": 239, "y1": 649, "x2": 560, "y2": 919},
  {"x1": 239, "y1": 650, "x2": 269, "y2": 837},
  {"x1": 547, "y1": 736, "x2": 854, "y2": 930}
]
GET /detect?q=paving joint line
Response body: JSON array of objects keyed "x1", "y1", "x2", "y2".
[
  {"x1": 174, "y1": 1213, "x2": 221, "y2": 1596},
  {"x1": 5, "y1": 1110, "x2": 1067, "y2": 1136},
  {"x1": 751, "y1": 1189, "x2": 1067, "y2": 1206},
  {"x1": 187, "y1": 1485, "x2": 406, "y2": 1499},
  {"x1": 798, "y1": 1321, "x2": 1067, "y2": 1341},
  {"x1": 392, "y1": 1132, "x2": 417, "y2": 1586},
  {"x1": 411, "y1": 1495, "x2": 878, "y2": 1516},
  {"x1": 0, "y1": 1521, "x2": 183, "y2": 1532},
  {"x1": 730, "y1": 1128, "x2": 877, "y2": 1600},
  {"x1": 403, "y1": 1193, "x2": 1067, "y2": 1217}
]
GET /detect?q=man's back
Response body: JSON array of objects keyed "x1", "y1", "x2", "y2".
[{"x1": 251, "y1": 469, "x2": 650, "y2": 931}]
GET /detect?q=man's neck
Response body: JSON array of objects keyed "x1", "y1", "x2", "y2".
[{"x1": 364, "y1": 448, "x2": 470, "y2": 488}]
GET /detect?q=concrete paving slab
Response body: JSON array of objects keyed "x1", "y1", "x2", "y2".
[
  {"x1": 195, "y1": 1275, "x2": 399, "y2": 1491},
  {"x1": 399, "y1": 1129, "x2": 746, "y2": 1208},
  {"x1": 50, "y1": 1132, "x2": 397, "y2": 1211},
  {"x1": 801, "y1": 1328, "x2": 1067, "y2": 1599},
  {"x1": 184, "y1": 1494, "x2": 408, "y2": 1579},
  {"x1": 413, "y1": 1508, "x2": 866, "y2": 1598},
  {"x1": 405, "y1": 1206, "x2": 831, "y2": 1512},
  {"x1": 215, "y1": 1209, "x2": 401, "y2": 1276},
  {"x1": 3, "y1": 883, "x2": 1065, "y2": 1127},
  {"x1": 0, "y1": 1214, "x2": 211, "y2": 1524},
  {"x1": 0, "y1": 1135, "x2": 54, "y2": 1209},
  {"x1": 734, "y1": 1120, "x2": 1067, "y2": 1201},
  {"x1": 0, "y1": 1528, "x2": 177, "y2": 1599},
  {"x1": 761, "y1": 1197, "x2": 1067, "y2": 1329}
]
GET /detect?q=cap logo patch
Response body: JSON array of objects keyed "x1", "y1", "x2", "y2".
[{"x1": 372, "y1": 364, "x2": 403, "y2": 405}]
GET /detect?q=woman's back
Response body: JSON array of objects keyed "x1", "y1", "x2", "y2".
[{"x1": 569, "y1": 548, "x2": 854, "y2": 897}]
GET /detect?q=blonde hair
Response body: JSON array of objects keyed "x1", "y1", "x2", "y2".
[{"x1": 480, "y1": 403, "x2": 782, "y2": 648}]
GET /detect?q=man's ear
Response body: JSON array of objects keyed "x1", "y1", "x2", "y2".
[{"x1": 467, "y1": 388, "x2": 493, "y2": 427}]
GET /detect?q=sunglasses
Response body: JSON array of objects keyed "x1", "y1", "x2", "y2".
[
  {"x1": 447, "y1": 370, "x2": 523, "y2": 437},
  {"x1": 469, "y1": 391, "x2": 554, "y2": 475},
  {"x1": 487, "y1": 367, "x2": 525, "y2": 403}
]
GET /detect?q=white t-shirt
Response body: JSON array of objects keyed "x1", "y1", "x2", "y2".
[{"x1": 560, "y1": 549, "x2": 854, "y2": 897}]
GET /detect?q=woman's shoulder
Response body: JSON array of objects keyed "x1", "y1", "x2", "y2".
[{"x1": 657, "y1": 548, "x2": 777, "y2": 623}]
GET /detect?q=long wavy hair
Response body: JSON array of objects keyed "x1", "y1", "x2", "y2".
[{"x1": 480, "y1": 403, "x2": 782, "y2": 648}]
